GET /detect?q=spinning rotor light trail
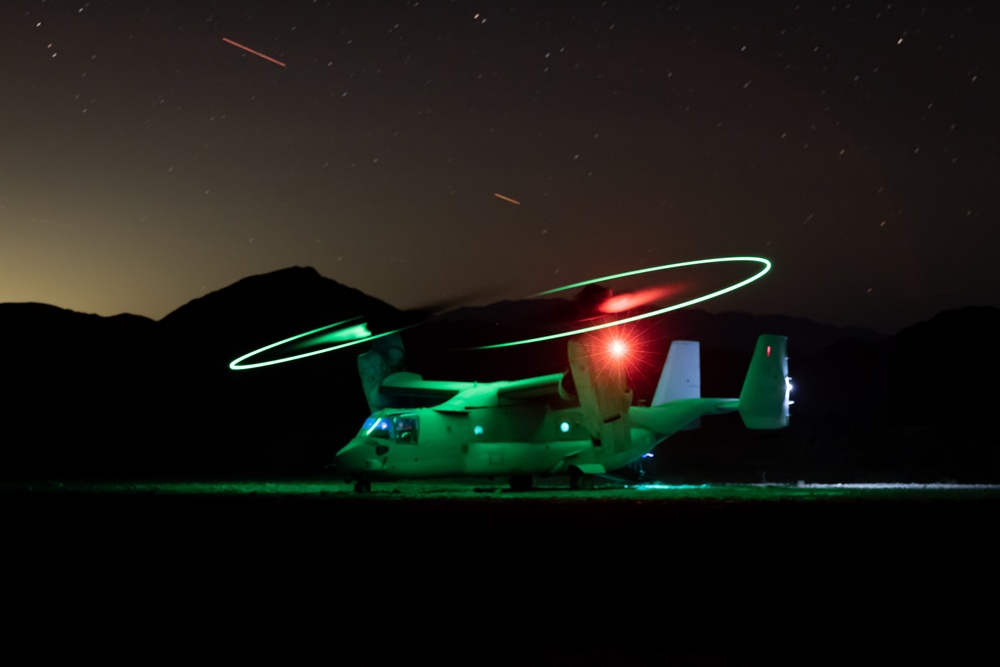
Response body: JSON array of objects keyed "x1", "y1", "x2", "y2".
[
  {"x1": 228, "y1": 256, "x2": 772, "y2": 369},
  {"x1": 476, "y1": 256, "x2": 772, "y2": 348},
  {"x1": 229, "y1": 318, "x2": 405, "y2": 370}
]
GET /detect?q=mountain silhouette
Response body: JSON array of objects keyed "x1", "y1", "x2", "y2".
[{"x1": 2, "y1": 268, "x2": 997, "y2": 481}]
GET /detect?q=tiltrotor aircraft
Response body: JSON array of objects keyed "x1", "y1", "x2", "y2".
[{"x1": 335, "y1": 331, "x2": 791, "y2": 492}]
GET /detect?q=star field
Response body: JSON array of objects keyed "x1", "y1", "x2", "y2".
[{"x1": 1, "y1": 1, "x2": 997, "y2": 333}]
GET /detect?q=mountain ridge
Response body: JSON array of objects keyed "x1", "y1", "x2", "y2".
[{"x1": 2, "y1": 266, "x2": 996, "y2": 481}]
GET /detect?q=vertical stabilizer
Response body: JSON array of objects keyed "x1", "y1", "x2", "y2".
[
  {"x1": 738, "y1": 335, "x2": 790, "y2": 429},
  {"x1": 652, "y1": 340, "x2": 701, "y2": 429},
  {"x1": 653, "y1": 340, "x2": 701, "y2": 405}
]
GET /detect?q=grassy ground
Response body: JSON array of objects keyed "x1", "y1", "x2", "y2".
[{"x1": 4, "y1": 477, "x2": 1000, "y2": 501}]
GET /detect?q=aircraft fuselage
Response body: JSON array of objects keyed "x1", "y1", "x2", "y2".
[{"x1": 335, "y1": 402, "x2": 658, "y2": 481}]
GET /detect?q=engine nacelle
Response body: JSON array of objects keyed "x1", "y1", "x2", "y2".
[{"x1": 558, "y1": 371, "x2": 577, "y2": 402}]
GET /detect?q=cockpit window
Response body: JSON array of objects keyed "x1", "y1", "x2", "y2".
[
  {"x1": 359, "y1": 414, "x2": 419, "y2": 443},
  {"x1": 360, "y1": 416, "x2": 393, "y2": 440},
  {"x1": 393, "y1": 415, "x2": 419, "y2": 444}
]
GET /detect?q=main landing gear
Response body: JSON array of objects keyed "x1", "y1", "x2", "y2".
[
  {"x1": 569, "y1": 469, "x2": 595, "y2": 490},
  {"x1": 509, "y1": 474, "x2": 533, "y2": 491},
  {"x1": 354, "y1": 480, "x2": 371, "y2": 493}
]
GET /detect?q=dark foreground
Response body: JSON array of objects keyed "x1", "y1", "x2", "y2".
[{"x1": 6, "y1": 481, "x2": 998, "y2": 665}]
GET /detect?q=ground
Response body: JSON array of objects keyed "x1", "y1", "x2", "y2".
[{"x1": 5, "y1": 479, "x2": 997, "y2": 664}]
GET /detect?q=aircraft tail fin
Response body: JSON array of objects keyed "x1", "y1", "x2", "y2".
[
  {"x1": 651, "y1": 340, "x2": 701, "y2": 430},
  {"x1": 357, "y1": 333, "x2": 405, "y2": 413},
  {"x1": 738, "y1": 335, "x2": 790, "y2": 430},
  {"x1": 652, "y1": 340, "x2": 701, "y2": 405}
]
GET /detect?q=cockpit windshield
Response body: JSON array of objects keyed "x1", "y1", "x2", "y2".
[
  {"x1": 360, "y1": 416, "x2": 393, "y2": 440},
  {"x1": 359, "y1": 414, "x2": 419, "y2": 444}
]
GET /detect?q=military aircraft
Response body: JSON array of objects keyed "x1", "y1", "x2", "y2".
[{"x1": 335, "y1": 331, "x2": 791, "y2": 492}]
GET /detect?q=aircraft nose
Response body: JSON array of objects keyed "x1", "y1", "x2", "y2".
[
  {"x1": 335, "y1": 438, "x2": 383, "y2": 474},
  {"x1": 335, "y1": 439, "x2": 364, "y2": 473}
]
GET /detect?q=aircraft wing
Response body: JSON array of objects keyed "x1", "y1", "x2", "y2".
[
  {"x1": 495, "y1": 373, "x2": 565, "y2": 402},
  {"x1": 379, "y1": 372, "x2": 475, "y2": 401},
  {"x1": 429, "y1": 372, "x2": 566, "y2": 411}
]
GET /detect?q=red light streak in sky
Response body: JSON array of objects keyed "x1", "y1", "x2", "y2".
[
  {"x1": 222, "y1": 38, "x2": 286, "y2": 68},
  {"x1": 493, "y1": 193, "x2": 521, "y2": 205}
]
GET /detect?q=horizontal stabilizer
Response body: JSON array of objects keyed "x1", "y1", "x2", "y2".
[{"x1": 630, "y1": 398, "x2": 738, "y2": 438}]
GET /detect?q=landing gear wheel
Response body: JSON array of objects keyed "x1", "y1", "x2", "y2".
[
  {"x1": 569, "y1": 470, "x2": 595, "y2": 490},
  {"x1": 354, "y1": 480, "x2": 371, "y2": 493},
  {"x1": 509, "y1": 474, "x2": 533, "y2": 491}
]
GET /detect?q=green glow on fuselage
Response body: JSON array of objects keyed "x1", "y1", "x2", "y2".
[
  {"x1": 337, "y1": 399, "x2": 665, "y2": 482},
  {"x1": 476, "y1": 256, "x2": 771, "y2": 349}
]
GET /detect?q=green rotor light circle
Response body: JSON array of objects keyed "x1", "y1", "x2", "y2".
[
  {"x1": 229, "y1": 317, "x2": 407, "y2": 370},
  {"x1": 230, "y1": 256, "x2": 772, "y2": 368},
  {"x1": 474, "y1": 256, "x2": 772, "y2": 349}
]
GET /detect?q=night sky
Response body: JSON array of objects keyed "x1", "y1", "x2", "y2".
[{"x1": 2, "y1": 1, "x2": 997, "y2": 334}]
